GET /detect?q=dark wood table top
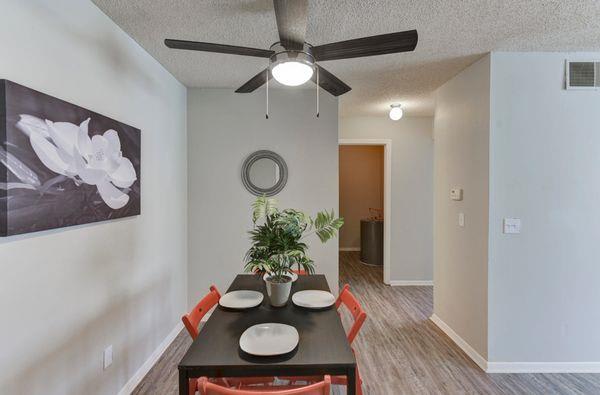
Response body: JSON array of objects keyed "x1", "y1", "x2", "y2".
[{"x1": 178, "y1": 274, "x2": 356, "y2": 377}]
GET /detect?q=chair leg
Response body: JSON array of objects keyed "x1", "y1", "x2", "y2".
[
  {"x1": 329, "y1": 366, "x2": 363, "y2": 395},
  {"x1": 356, "y1": 367, "x2": 363, "y2": 395}
]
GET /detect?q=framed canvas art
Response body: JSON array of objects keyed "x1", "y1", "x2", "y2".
[{"x1": 0, "y1": 80, "x2": 140, "y2": 236}]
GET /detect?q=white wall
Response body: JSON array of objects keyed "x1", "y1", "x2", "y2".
[
  {"x1": 339, "y1": 117, "x2": 434, "y2": 282},
  {"x1": 488, "y1": 52, "x2": 600, "y2": 363},
  {"x1": 0, "y1": 1, "x2": 187, "y2": 394},
  {"x1": 433, "y1": 55, "x2": 490, "y2": 359},
  {"x1": 187, "y1": 88, "x2": 339, "y2": 307}
]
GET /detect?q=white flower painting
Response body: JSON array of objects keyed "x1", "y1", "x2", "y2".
[
  {"x1": 15, "y1": 115, "x2": 137, "y2": 209},
  {"x1": 1, "y1": 79, "x2": 141, "y2": 237}
]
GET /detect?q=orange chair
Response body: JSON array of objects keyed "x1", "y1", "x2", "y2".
[
  {"x1": 183, "y1": 286, "x2": 274, "y2": 392},
  {"x1": 335, "y1": 284, "x2": 367, "y2": 344},
  {"x1": 198, "y1": 376, "x2": 331, "y2": 395},
  {"x1": 183, "y1": 285, "x2": 221, "y2": 339},
  {"x1": 332, "y1": 284, "x2": 366, "y2": 395},
  {"x1": 181, "y1": 285, "x2": 223, "y2": 394}
]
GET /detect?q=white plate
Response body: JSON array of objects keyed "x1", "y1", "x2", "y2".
[
  {"x1": 219, "y1": 290, "x2": 264, "y2": 309},
  {"x1": 292, "y1": 290, "x2": 336, "y2": 309},
  {"x1": 239, "y1": 323, "x2": 299, "y2": 356},
  {"x1": 263, "y1": 272, "x2": 299, "y2": 282}
]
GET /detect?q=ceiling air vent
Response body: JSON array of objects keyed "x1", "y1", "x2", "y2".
[{"x1": 566, "y1": 60, "x2": 599, "y2": 90}]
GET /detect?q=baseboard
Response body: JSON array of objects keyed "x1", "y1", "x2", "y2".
[
  {"x1": 429, "y1": 314, "x2": 488, "y2": 371},
  {"x1": 430, "y1": 314, "x2": 600, "y2": 373},
  {"x1": 390, "y1": 280, "x2": 433, "y2": 286},
  {"x1": 486, "y1": 362, "x2": 600, "y2": 373},
  {"x1": 118, "y1": 321, "x2": 184, "y2": 395},
  {"x1": 339, "y1": 247, "x2": 360, "y2": 252}
]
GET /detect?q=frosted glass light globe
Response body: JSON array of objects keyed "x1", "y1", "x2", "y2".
[
  {"x1": 272, "y1": 61, "x2": 314, "y2": 86},
  {"x1": 389, "y1": 104, "x2": 403, "y2": 121}
]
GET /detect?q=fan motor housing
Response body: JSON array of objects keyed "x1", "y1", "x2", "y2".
[{"x1": 269, "y1": 42, "x2": 315, "y2": 70}]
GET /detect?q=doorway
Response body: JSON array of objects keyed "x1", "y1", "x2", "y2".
[{"x1": 338, "y1": 139, "x2": 391, "y2": 284}]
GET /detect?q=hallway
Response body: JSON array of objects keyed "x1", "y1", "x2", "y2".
[{"x1": 339, "y1": 251, "x2": 600, "y2": 394}]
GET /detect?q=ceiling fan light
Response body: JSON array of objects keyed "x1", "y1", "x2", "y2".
[
  {"x1": 271, "y1": 61, "x2": 314, "y2": 87},
  {"x1": 389, "y1": 104, "x2": 403, "y2": 121}
]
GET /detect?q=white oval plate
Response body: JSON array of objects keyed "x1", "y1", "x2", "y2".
[
  {"x1": 292, "y1": 290, "x2": 336, "y2": 309},
  {"x1": 219, "y1": 290, "x2": 264, "y2": 309},
  {"x1": 240, "y1": 323, "x2": 299, "y2": 356},
  {"x1": 263, "y1": 272, "x2": 298, "y2": 282}
]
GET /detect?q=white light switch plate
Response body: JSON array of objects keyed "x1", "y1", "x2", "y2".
[
  {"x1": 503, "y1": 218, "x2": 521, "y2": 234},
  {"x1": 104, "y1": 345, "x2": 113, "y2": 369},
  {"x1": 458, "y1": 212, "x2": 465, "y2": 227}
]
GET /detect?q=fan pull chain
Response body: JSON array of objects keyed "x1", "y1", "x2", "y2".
[
  {"x1": 265, "y1": 68, "x2": 269, "y2": 119},
  {"x1": 316, "y1": 66, "x2": 320, "y2": 118}
]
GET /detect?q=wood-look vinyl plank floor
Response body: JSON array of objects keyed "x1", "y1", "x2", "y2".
[
  {"x1": 133, "y1": 252, "x2": 600, "y2": 394},
  {"x1": 338, "y1": 252, "x2": 600, "y2": 395}
]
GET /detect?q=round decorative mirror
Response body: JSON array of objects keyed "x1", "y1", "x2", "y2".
[{"x1": 241, "y1": 150, "x2": 288, "y2": 196}]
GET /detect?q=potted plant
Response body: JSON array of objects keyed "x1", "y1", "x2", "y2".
[{"x1": 244, "y1": 196, "x2": 344, "y2": 307}]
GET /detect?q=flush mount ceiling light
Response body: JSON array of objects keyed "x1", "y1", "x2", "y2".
[
  {"x1": 389, "y1": 104, "x2": 403, "y2": 121},
  {"x1": 269, "y1": 43, "x2": 314, "y2": 86},
  {"x1": 271, "y1": 61, "x2": 313, "y2": 86}
]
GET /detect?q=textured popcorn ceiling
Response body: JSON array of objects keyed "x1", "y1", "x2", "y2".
[{"x1": 92, "y1": 0, "x2": 600, "y2": 117}]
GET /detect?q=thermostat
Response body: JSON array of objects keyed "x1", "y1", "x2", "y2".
[{"x1": 450, "y1": 188, "x2": 463, "y2": 201}]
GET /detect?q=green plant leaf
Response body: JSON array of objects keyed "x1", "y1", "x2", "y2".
[
  {"x1": 311, "y1": 209, "x2": 344, "y2": 242},
  {"x1": 245, "y1": 200, "x2": 342, "y2": 277},
  {"x1": 252, "y1": 195, "x2": 278, "y2": 223}
]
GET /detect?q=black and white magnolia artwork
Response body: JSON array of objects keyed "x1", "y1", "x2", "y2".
[{"x1": 0, "y1": 80, "x2": 141, "y2": 236}]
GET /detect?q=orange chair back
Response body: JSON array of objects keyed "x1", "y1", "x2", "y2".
[
  {"x1": 182, "y1": 285, "x2": 221, "y2": 339},
  {"x1": 335, "y1": 284, "x2": 367, "y2": 344},
  {"x1": 198, "y1": 376, "x2": 331, "y2": 395}
]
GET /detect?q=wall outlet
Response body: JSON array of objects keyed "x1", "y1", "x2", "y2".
[
  {"x1": 458, "y1": 212, "x2": 465, "y2": 227},
  {"x1": 503, "y1": 218, "x2": 521, "y2": 234},
  {"x1": 103, "y1": 345, "x2": 113, "y2": 370}
]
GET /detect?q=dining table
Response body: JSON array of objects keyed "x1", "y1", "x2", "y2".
[{"x1": 178, "y1": 274, "x2": 357, "y2": 395}]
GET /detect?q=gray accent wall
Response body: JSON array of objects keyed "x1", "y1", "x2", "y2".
[
  {"x1": 187, "y1": 88, "x2": 339, "y2": 309},
  {"x1": 0, "y1": 0, "x2": 188, "y2": 394}
]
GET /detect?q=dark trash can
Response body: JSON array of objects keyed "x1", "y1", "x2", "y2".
[{"x1": 360, "y1": 219, "x2": 383, "y2": 266}]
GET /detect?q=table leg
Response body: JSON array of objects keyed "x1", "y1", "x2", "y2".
[
  {"x1": 347, "y1": 366, "x2": 356, "y2": 395},
  {"x1": 179, "y1": 369, "x2": 188, "y2": 395}
]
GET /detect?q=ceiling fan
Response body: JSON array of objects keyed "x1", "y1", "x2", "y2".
[{"x1": 164, "y1": 0, "x2": 418, "y2": 98}]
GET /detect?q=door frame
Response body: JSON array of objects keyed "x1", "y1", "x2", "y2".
[{"x1": 338, "y1": 139, "x2": 392, "y2": 285}]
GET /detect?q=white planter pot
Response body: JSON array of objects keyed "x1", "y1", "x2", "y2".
[{"x1": 265, "y1": 275, "x2": 293, "y2": 307}]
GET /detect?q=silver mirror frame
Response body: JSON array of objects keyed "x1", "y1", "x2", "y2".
[{"x1": 241, "y1": 150, "x2": 288, "y2": 197}]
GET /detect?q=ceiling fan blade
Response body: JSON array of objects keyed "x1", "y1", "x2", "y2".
[
  {"x1": 165, "y1": 39, "x2": 274, "y2": 58},
  {"x1": 312, "y1": 65, "x2": 351, "y2": 97},
  {"x1": 312, "y1": 30, "x2": 418, "y2": 62},
  {"x1": 273, "y1": 0, "x2": 308, "y2": 50},
  {"x1": 235, "y1": 69, "x2": 272, "y2": 93}
]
